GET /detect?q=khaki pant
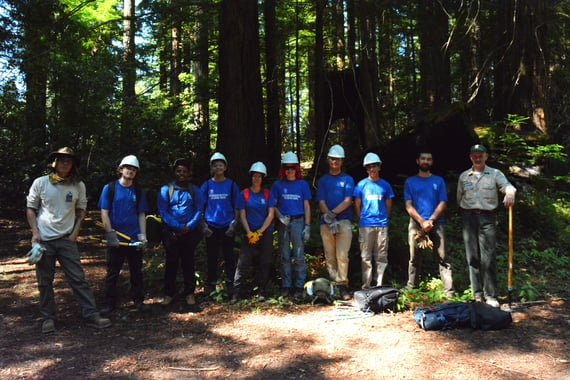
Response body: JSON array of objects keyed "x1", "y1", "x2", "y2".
[
  {"x1": 407, "y1": 219, "x2": 454, "y2": 295},
  {"x1": 358, "y1": 226, "x2": 389, "y2": 289},
  {"x1": 320, "y1": 219, "x2": 352, "y2": 285}
]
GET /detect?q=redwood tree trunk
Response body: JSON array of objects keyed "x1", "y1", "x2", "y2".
[{"x1": 218, "y1": 0, "x2": 265, "y2": 187}]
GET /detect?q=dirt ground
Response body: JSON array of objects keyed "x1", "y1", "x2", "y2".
[{"x1": 1, "y1": 209, "x2": 569, "y2": 380}]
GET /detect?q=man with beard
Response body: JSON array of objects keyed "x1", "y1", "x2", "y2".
[{"x1": 404, "y1": 150, "x2": 454, "y2": 298}]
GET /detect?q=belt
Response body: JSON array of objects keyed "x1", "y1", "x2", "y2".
[
  {"x1": 290, "y1": 215, "x2": 304, "y2": 220},
  {"x1": 462, "y1": 208, "x2": 495, "y2": 214}
]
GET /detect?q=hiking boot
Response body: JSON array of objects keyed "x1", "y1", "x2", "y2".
[
  {"x1": 100, "y1": 304, "x2": 116, "y2": 317},
  {"x1": 256, "y1": 293, "x2": 266, "y2": 302},
  {"x1": 136, "y1": 302, "x2": 151, "y2": 312},
  {"x1": 161, "y1": 296, "x2": 173, "y2": 306},
  {"x1": 42, "y1": 319, "x2": 55, "y2": 334},
  {"x1": 338, "y1": 285, "x2": 351, "y2": 301},
  {"x1": 293, "y1": 288, "x2": 305, "y2": 302},
  {"x1": 204, "y1": 285, "x2": 215, "y2": 297},
  {"x1": 86, "y1": 316, "x2": 112, "y2": 329},
  {"x1": 185, "y1": 294, "x2": 196, "y2": 305},
  {"x1": 280, "y1": 288, "x2": 290, "y2": 298},
  {"x1": 444, "y1": 291, "x2": 455, "y2": 300},
  {"x1": 474, "y1": 294, "x2": 484, "y2": 303},
  {"x1": 486, "y1": 297, "x2": 500, "y2": 308},
  {"x1": 229, "y1": 294, "x2": 241, "y2": 305}
]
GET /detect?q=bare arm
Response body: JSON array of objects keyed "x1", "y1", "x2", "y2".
[
  {"x1": 385, "y1": 198, "x2": 392, "y2": 217},
  {"x1": 354, "y1": 198, "x2": 362, "y2": 221},
  {"x1": 259, "y1": 207, "x2": 275, "y2": 233},
  {"x1": 239, "y1": 209, "x2": 251, "y2": 234},
  {"x1": 101, "y1": 209, "x2": 113, "y2": 232},
  {"x1": 26, "y1": 207, "x2": 40, "y2": 244},
  {"x1": 303, "y1": 200, "x2": 311, "y2": 225}
]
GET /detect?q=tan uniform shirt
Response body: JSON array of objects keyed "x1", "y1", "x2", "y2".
[
  {"x1": 457, "y1": 166, "x2": 516, "y2": 211},
  {"x1": 27, "y1": 175, "x2": 88, "y2": 241}
]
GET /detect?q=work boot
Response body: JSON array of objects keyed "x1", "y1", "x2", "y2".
[
  {"x1": 229, "y1": 293, "x2": 241, "y2": 305},
  {"x1": 42, "y1": 319, "x2": 55, "y2": 334},
  {"x1": 161, "y1": 295, "x2": 173, "y2": 306},
  {"x1": 485, "y1": 297, "x2": 500, "y2": 308},
  {"x1": 280, "y1": 288, "x2": 290, "y2": 298},
  {"x1": 338, "y1": 285, "x2": 351, "y2": 301},
  {"x1": 100, "y1": 304, "x2": 116, "y2": 317},
  {"x1": 293, "y1": 288, "x2": 305, "y2": 302},
  {"x1": 474, "y1": 294, "x2": 484, "y2": 303},
  {"x1": 185, "y1": 294, "x2": 196, "y2": 305},
  {"x1": 85, "y1": 316, "x2": 112, "y2": 329}
]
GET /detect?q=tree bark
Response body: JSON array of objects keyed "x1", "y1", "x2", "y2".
[{"x1": 218, "y1": 0, "x2": 265, "y2": 187}]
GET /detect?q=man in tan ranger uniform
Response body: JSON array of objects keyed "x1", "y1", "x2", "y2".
[{"x1": 457, "y1": 144, "x2": 516, "y2": 308}]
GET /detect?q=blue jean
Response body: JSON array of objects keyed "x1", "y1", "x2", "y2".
[
  {"x1": 278, "y1": 218, "x2": 306, "y2": 289},
  {"x1": 35, "y1": 238, "x2": 99, "y2": 321},
  {"x1": 461, "y1": 210, "x2": 497, "y2": 298}
]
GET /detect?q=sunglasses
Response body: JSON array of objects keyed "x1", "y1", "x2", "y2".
[{"x1": 284, "y1": 166, "x2": 296, "y2": 171}]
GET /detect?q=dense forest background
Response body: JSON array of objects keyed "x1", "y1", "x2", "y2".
[{"x1": 1, "y1": 0, "x2": 569, "y2": 299}]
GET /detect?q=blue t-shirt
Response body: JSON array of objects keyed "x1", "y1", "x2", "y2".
[
  {"x1": 201, "y1": 178, "x2": 239, "y2": 228},
  {"x1": 404, "y1": 174, "x2": 448, "y2": 223},
  {"x1": 316, "y1": 172, "x2": 354, "y2": 224},
  {"x1": 98, "y1": 180, "x2": 148, "y2": 241},
  {"x1": 270, "y1": 179, "x2": 312, "y2": 217},
  {"x1": 353, "y1": 178, "x2": 395, "y2": 227},
  {"x1": 235, "y1": 188, "x2": 276, "y2": 232},
  {"x1": 157, "y1": 182, "x2": 205, "y2": 232}
]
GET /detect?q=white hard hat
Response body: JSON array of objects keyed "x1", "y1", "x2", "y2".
[
  {"x1": 282, "y1": 151, "x2": 299, "y2": 164},
  {"x1": 119, "y1": 155, "x2": 140, "y2": 169},
  {"x1": 210, "y1": 152, "x2": 227, "y2": 165},
  {"x1": 363, "y1": 152, "x2": 381, "y2": 167},
  {"x1": 249, "y1": 161, "x2": 267, "y2": 176},
  {"x1": 328, "y1": 144, "x2": 345, "y2": 158}
]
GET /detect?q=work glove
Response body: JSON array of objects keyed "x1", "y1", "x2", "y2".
[
  {"x1": 279, "y1": 215, "x2": 290, "y2": 226},
  {"x1": 25, "y1": 242, "x2": 46, "y2": 265},
  {"x1": 225, "y1": 219, "x2": 238, "y2": 237},
  {"x1": 323, "y1": 210, "x2": 336, "y2": 224},
  {"x1": 414, "y1": 230, "x2": 434, "y2": 250},
  {"x1": 303, "y1": 224, "x2": 311, "y2": 243},
  {"x1": 104, "y1": 231, "x2": 120, "y2": 247},
  {"x1": 503, "y1": 192, "x2": 515, "y2": 207},
  {"x1": 137, "y1": 234, "x2": 147, "y2": 251},
  {"x1": 328, "y1": 219, "x2": 339, "y2": 234},
  {"x1": 202, "y1": 223, "x2": 213, "y2": 238},
  {"x1": 246, "y1": 230, "x2": 262, "y2": 245}
]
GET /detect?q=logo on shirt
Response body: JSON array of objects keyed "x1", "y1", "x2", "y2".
[{"x1": 65, "y1": 192, "x2": 73, "y2": 203}]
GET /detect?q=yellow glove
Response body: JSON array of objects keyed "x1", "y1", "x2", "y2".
[{"x1": 414, "y1": 231, "x2": 434, "y2": 250}]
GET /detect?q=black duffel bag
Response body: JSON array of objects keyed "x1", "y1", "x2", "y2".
[{"x1": 354, "y1": 286, "x2": 400, "y2": 313}]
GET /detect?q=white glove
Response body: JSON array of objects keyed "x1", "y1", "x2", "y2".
[
  {"x1": 104, "y1": 231, "x2": 120, "y2": 247},
  {"x1": 503, "y1": 192, "x2": 515, "y2": 207},
  {"x1": 26, "y1": 242, "x2": 46, "y2": 265},
  {"x1": 279, "y1": 215, "x2": 291, "y2": 226},
  {"x1": 303, "y1": 224, "x2": 311, "y2": 243},
  {"x1": 225, "y1": 219, "x2": 238, "y2": 237},
  {"x1": 203, "y1": 224, "x2": 213, "y2": 238},
  {"x1": 323, "y1": 210, "x2": 336, "y2": 224},
  {"x1": 137, "y1": 234, "x2": 147, "y2": 250},
  {"x1": 328, "y1": 219, "x2": 339, "y2": 234}
]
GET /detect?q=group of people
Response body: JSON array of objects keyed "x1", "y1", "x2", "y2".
[{"x1": 26, "y1": 143, "x2": 515, "y2": 333}]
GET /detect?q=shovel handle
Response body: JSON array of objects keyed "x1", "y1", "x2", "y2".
[{"x1": 508, "y1": 206, "x2": 513, "y2": 290}]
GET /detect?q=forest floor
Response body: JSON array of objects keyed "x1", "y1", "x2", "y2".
[{"x1": 1, "y1": 209, "x2": 569, "y2": 380}]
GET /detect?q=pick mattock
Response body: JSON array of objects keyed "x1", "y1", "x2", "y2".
[
  {"x1": 95, "y1": 221, "x2": 131, "y2": 241},
  {"x1": 507, "y1": 205, "x2": 514, "y2": 309}
]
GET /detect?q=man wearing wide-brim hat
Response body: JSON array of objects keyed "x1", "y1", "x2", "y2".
[{"x1": 26, "y1": 147, "x2": 111, "y2": 334}]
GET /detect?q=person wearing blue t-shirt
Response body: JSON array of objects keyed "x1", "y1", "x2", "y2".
[
  {"x1": 353, "y1": 152, "x2": 394, "y2": 289},
  {"x1": 316, "y1": 145, "x2": 354, "y2": 300},
  {"x1": 404, "y1": 151, "x2": 454, "y2": 298},
  {"x1": 98, "y1": 155, "x2": 150, "y2": 315},
  {"x1": 271, "y1": 151, "x2": 312, "y2": 300},
  {"x1": 231, "y1": 162, "x2": 275, "y2": 304},
  {"x1": 201, "y1": 152, "x2": 240, "y2": 298},
  {"x1": 157, "y1": 158, "x2": 205, "y2": 307}
]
